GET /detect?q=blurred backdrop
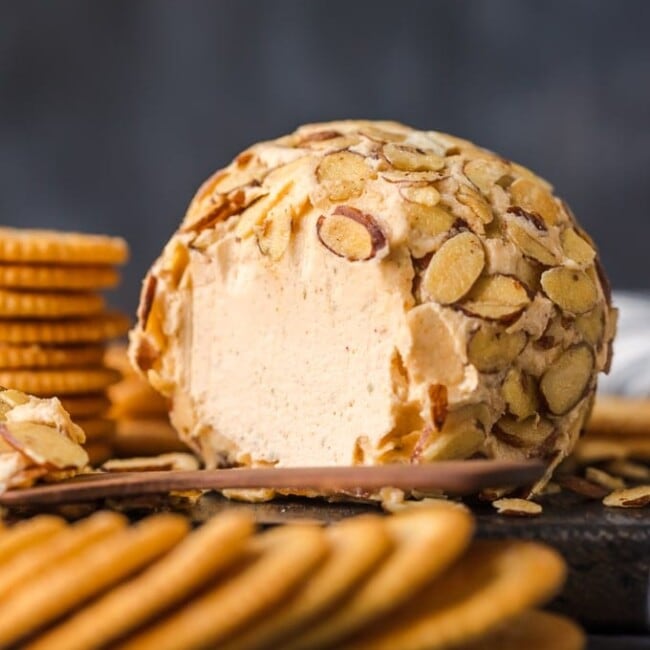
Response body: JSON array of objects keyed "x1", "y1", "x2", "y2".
[{"x1": 1, "y1": 0, "x2": 649, "y2": 311}]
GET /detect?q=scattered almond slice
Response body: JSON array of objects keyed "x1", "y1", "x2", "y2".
[
  {"x1": 585, "y1": 467, "x2": 625, "y2": 491},
  {"x1": 493, "y1": 416, "x2": 554, "y2": 449},
  {"x1": 603, "y1": 485, "x2": 650, "y2": 508},
  {"x1": 405, "y1": 204, "x2": 456, "y2": 257},
  {"x1": 383, "y1": 143, "x2": 445, "y2": 172},
  {"x1": 256, "y1": 205, "x2": 293, "y2": 261},
  {"x1": 467, "y1": 328, "x2": 527, "y2": 373},
  {"x1": 456, "y1": 184, "x2": 493, "y2": 225},
  {"x1": 561, "y1": 228, "x2": 596, "y2": 267},
  {"x1": 540, "y1": 344, "x2": 594, "y2": 415},
  {"x1": 400, "y1": 185, "x2": 440, "y2": 207},
  {"x1": 575, "y1": 308, "x2": 605, "y2": 347},
  {"x1": 509, "y1": 178, "x2": 558, "y2": 226},
  {"x1": 422, "y1": 232, "x2": 485, "y2": 304},
  {"x1": 556, "y1": 475, "x2": 609, "y2": 499},
  {"x1": 464, "y1": 158, "x2": 512, "y2": 194},
  {"x1": 541, "y1": 267, "x2": 598, "y2": 314},
  {"x1": 461, "y1": 275, "x2": 530, "y2": 321},
  {"x1": 492, "y1": 498, "x2": 542, "y2": 516},
  {"x1": 316, "y1": 151, "x2": 372, "y2": 201},
  {"x1": 102, "y1": 453, "x2": 200, "y2": 473},
  {"x1": 317, "y1": 206, "x2": 387, "y2": 262},
  {"x1": 506, "y1": 219, "x2": 559, "y2": 266},
  {"x1": 501, "y1": 369, "x2": 539, "y2": 420}
]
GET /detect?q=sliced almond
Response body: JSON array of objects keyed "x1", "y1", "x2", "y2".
[
  {"x1": 256, "y1": 205, "x2": 293, "y2": 260},
  {"x1": 414, "y1": 415, "x2": 484, "y2": 463},
  {"x1": 406, "y1": 203, "x2": 456, "y2": 257},
  {"x1": 492, "y1": 498, "x2": 542, "y2": 516},
  {"x1": 575, "y1": 308, "x2": 605, "y2": 347},
  {"x1": 561, "y1": 228, "x2": 596, "y2": 267},
  {"x1": 400, "y1": 184, "x2": 441, "y2": 207},
  {"x1": 383, "y1": 143, "x2": 445, "y2": 172},
  {"x1": 493, "y1": 415, "x2": 554, "y2": 449},
  {"x1": 509, "y1": 178, "x2": 558, "y2": 226},
  {"x1": 316, "y1": 206, "x2": 387, "y2": 261},
  {"x1": 585, "y1": 467, "x2": 626, "y2": 491},
  {"x1": 381, "y1": 170, "x2": 442, "y2": 184},
  {"x1": 506, "y1": 219, "x2": 559, "y2": 266},
  {"x1": 556, "y1": 475, "x2": 609, "y2": 499},
  {"x1": 604, "y1": 460, "x2": 650, "y2": 482},
  {"x1": 603, "y1": 485, "x2": 650, "y2": 508},
  {"x1": 235, "y1": 181, "x2": 293, "y2": 239},
  {"x1": 456, "y1": 184, "x2": 493, "y2": 224},
  {"x1": 464, "y1": 158, "x2": 512, "y2": 194},
  {"x1": 467, "y1": 327, "x2": 527, "y2": 373},
  {"x1": 0, "y1": 422, "x2": 88, "y2": 470},
  {"x1": 316, "y1": 151, "x2": 372, "y2": 201},
  {"x1": 422, "y1": 232, "x2": 485, "y2": 304},
  {"x1": 461, "y1": 275, "x2": 530, "y2": 321},
  {"x1": 541, "y1": 267, "x2": 598, "y2": 314},
  {"x1": 102, "y1": 453, "x2": 199, "y2": 473},
  {"x1": 428, "y1": 384, "x2": 448, "y2": 431},
  {"x1": 502, "y1": 368, "x2": 539, "y2": 420},
  {"x1": 540, "y1": 344, "x2": 594, "y2": 415}
]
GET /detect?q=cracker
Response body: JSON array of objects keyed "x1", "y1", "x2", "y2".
[
  {"x1": 0, "y1": 513, "x2": 188, "y2": 647},
  {"x1": 59, "y1": 393, "x2": 111, "y2": 418},
  {"x1": 221, "y1": 515, "x2": 392, "y2": 650},
  {"x1": 0, "y1": 228, "x2": 128, "y2": 265},
  {"x1": 286, "y1": 504, "x2": 474, "y2": 650},
  {"x1": 108, "y1": 376, "x2": 169, "y2": 418},
  {"x1": 102, "y1": 452, "x2": 199, "y2": 472},
  {"x1": 0, "y1": 290, "x2": 105, "y2": 319},
  {"x1": 27, "y1": 511, "x2": 253, "y2": 650},
  {"x1": 75, "y1": 417, "x2": 116, "y2": 442},
  {"x1": 0, "y1": 344, "x2": 106, "y2": 370},
  {"x1": 0, "y1": 512, "x2": 125, "y2": 601},
  {"x1": 84, "y1": 441, "x2": 114, "y2": 466},
  {"x1": 462, "y1": 609, "x2": 585, "y2": 650},
  {"x1": 0, "y1": 367, "x2": 121, "y2": 395},
  {"x1": 0, "y1": 516, "x2": 65, "y2": 568},
  {"x1": 0, "y1": 264, "x2": 119, "y2": 290},
  {"x1": 0, "y1": 312, "x2": 130, "y2": 344},
  {"x1": 113, "y1": 418, "x2": 189, "y2": 456},
  {"x1": 120, "y1": 524, "x2": 328, "y2": 650},
  {"x1": 587, "y1": 396, "x2": 650, "y2": 436},
  {"x1": 340, "y1": 540, "x2": 566, "y2": 650}
]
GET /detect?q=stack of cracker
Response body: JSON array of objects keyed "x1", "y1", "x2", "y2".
[
  {"x1": 0, "y1": 228, "x2": 130, "y2": 466},
  {"x1": 105, "y1": 344, "x2": 189, "y2": 458},
  {"x1": 0, "y1": 505, "x2": 584, "y2": 649}
]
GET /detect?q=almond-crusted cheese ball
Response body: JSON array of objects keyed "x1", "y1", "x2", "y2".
[{"x1": 129, "y1": 120, "x2": 616, "y2": 487}]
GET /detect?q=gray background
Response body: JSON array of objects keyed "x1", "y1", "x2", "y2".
[{"x1": 1, "y1": 0, "x2": 649, "y2": 311}]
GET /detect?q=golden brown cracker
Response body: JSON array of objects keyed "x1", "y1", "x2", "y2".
[
  {"x1": 120, "y1": 524, "x2": 328, "y2": 650},
  {"x1": 0, "y1": 516, "x2": 66, "y2": 568},
  {"x1": 0, "y1": 263, "x2": 119, "y2": 291},
  {"x1": 0, "y1": 367, "x2": 121, "y2": 395},
  {"x1": 0, "y1": 228, "x2": 128, "y2": 265},
  {"x1": 0, "y1": 512, "x2": 125, "y2": 602},
  {"x1": 286, "y1": 504, "x2": 474, "y2": 650},
  {"x1": 0, "y1": 312, "x2": 130, "y2": 344},
  {"x1": 113, "y1": 418, "x2": 189, "y2": 456},
  {"x1": 109, "y1": 376, "x2": 169, "y2": 418},
  {"x1": 340, "y1": 540, "x2": 566, "y2": 650},
  {"x1": 0, "y1": 290, "x2": 105, "y2": 319},
  {"x1": 462, "y1": 609, "x2": 585, "y2": 650},
  {"x1": 84, "y1": 441, "x2": 114, "y2": 466},
  {"x1": 0, "y1": 513, "x2": 188, "y2": 648},
  {"x1": 221, "y1": 515, "x2": 392, "y2": 650},
  {"x1": 0, "y1": 343, "x2": 105, "y2": 369},
  {"x1": 59, "y1": 393, "x2": 111, "y2": 418},
  {"x1": 587, "y1": 396, "x2": 650, "y2": 436},
  {"x1": 76, "y1": 418, "x2": 116, "y2": 442},
  {"x1": 27, "y1": 511, "x2": 253, "y2": 650}
]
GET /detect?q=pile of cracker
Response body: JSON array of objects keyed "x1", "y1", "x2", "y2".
[
  {"x1": 0, "y1": 228, "x2": 130, "y2": 465},
  {"x1": 0, "y1": 504, "x2": 583, "y2": 650},
  {"x1": 105, "y1": 345, "x2": 189, "y2": 458}
]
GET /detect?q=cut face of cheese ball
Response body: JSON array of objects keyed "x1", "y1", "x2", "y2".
[{"x1": 129, "y1": 120, "x2": 616, "y2": 486}]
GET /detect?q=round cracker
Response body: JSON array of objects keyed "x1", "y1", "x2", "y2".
[
  {"x1": 221, "y1": 515, "x2": 393, "y2": 650},
  {"x1": 76, "y1": 418, "x2": 116, "y2": 442},
  {"x1": 59, "y1": 394, "x2": 111, "y2": 418},
  {"x1": 0, "y1": 312, "x2": 130, "y2": 344},
  {"x1": 0, "y1": 290, "x2": 105, "y2": 319},
  {"x1": 27, "y1": 511, "x2": 254, "y2": 650},
  {"x1": 285, "y1": 504, "x2": 474, "y2": 650},
  {"x1": 113, "y1": 419, "x2": 189, "y2": 456},
  {"x1": 0, "y1": 344, "x2": 106, "y2": 370},
  {"x1": 340, "y1": 540, "x2": 566, "y2": 650},
  {"x1": 0, "y1": 367, "x2": 121, "y2": 396},
  {"x1": 462, "y1": 610, "x2": 585, "y2": 650},
  {"x1": 109, "y1": 377, "x2": 169, "y2": 418},
  {"x1": 587, "y1": 396, "x2": 650, "y2": 436},
  {"x1": 84, "y1": 441, "x2": 114, "y2": 466},
  {"x1": 0, "y1": 512, "x2": 126, "y2": 602},
  {"x1": 0, "y1": 264, "x2": 119, "y2": 291},
  {"x1": 0, "y1": 228, "x2": 128, "y2": 265},
  {"x1": 120, "y1": 524, "x2": 328, "y2": 650},
  {"x1": 0, "y1": 514, "x2": 188, "y2": 648}
]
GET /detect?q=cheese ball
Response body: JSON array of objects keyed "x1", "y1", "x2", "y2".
[{"x1": 129, "y1": 120, "x2": 616, "y2": 489}]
